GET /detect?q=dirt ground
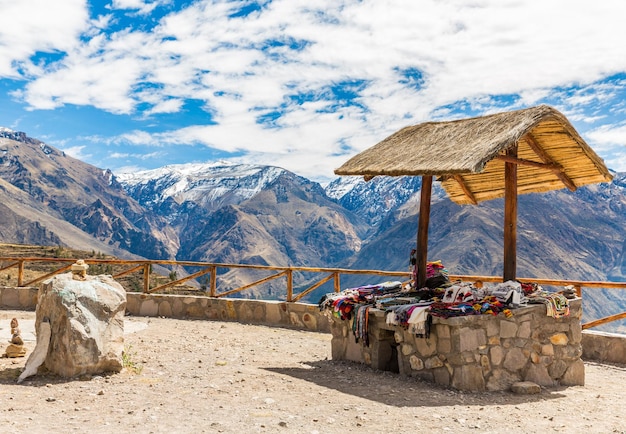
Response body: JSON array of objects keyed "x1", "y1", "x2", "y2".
[{"x1": 1, "y1": 309, "x2": 625, "y2": 434}]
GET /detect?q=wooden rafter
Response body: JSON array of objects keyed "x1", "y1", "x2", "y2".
[
  {"x1": 495, "y1": 154, "x2": 561, "y2": 171},
  {"x1": 452, "y1": 174, "x2": 478, "y2": 205},
  {"x1": 523, "y1": 133, "x2": 577, "y2": 191}
]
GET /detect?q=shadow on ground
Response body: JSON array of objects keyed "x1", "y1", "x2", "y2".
[
  {"x1": 0, "y1": 365, "x2": 108, "y2": 387},
  {"x1": 0, "y1": 366, "x2": 22, "y2": 382},
  {"x1": 264, "y1": 359, "x2": 566, "y2": 408}
]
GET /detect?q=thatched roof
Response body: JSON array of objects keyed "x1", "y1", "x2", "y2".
[{"x1": 335, "y1": 105, "x2": 613, "y2": 204}]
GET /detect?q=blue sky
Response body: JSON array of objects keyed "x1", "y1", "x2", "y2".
[{"x1": 1, "y1": 0, "x2": 626, "y2": 183}]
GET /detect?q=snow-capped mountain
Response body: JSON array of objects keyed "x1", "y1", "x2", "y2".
[
  {"x1": 117, "y1": 162, "x2": 288, "y2": 220},
  {"x1": 117, "y1": 156, "x2": 626, "y2": 287},
  {"x1": 325, "y1": 176, "x2": 422, "y2": 226},
  {"x1": 324, "y1": 176, "x2": 365, "y2": 200},
  {"x1": 324, "y1": 175, "x2": 450, "y2": 227}
]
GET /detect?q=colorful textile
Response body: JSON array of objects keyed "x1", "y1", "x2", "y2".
[
  {"x1": 318, "y1": 262, "x2": 575, "y2": 330},
  {"x1": 429, "y1": 302, "x2": 477, "y2": 318},
  {"x1": 429, "y1": 295, "x2": 507, "y2": 318},
  {"x1": 318, "y1": 281, "x2": 404, "y2": 321},
  {"x1": 489, "y1": 281, "x2": 527, "y2": 307},
  {"x1": 527, "y1": 291, "x2": 570, "y2": 318},
  {"x1": 409, "y1": 252, "x2": 449, "y2": 287},
  {"x1": 426, "y1": 260, "x2": 449, "y2": 279},
  {"x1": 441, "y1": 283, "x2": 475, "y2": 304},
  {"x1": 385, "y1": 302, "x2": 432, "y2": 337},
  {"x1": 407, "y1": 305, "x2": 430, "y2": 337},
  {"x1": 352, "y1": 304, "x2": 372, "y2": 346}
]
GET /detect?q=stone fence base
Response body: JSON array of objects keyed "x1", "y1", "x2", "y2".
[
  {"x1": 125, "y1": 292, "x2": 330, "y2": 332},
  {"x1": 0, "y1": 286, "x2": 330, "y2": 333},
  {"x1": 582, "y1": 330, "x2": 626, "y2": 364},
  {"x1": 0, "y1": 286, "x2": 38, "y2": 309}
]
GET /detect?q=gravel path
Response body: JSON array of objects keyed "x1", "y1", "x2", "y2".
[{"x1": 1, "y1": 309, "x2": 625, "y2": 433}]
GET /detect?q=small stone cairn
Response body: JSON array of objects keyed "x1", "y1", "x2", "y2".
[{"x1": 3, "y1": 318, "x2": 27, "y2": 358}]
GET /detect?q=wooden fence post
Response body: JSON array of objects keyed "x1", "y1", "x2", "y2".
[
  {"x1": 143, "y1": 263, "x2": 150, "y2": 293},
  {"x1": 286, "y1": 269, "x2": 293, "y2": 302},
  {"x1": 18, "y1": 260, "x2": 24, "y2": 287},
  {"x1": 210, "y1": 266, "x2": 217, "y2": 297}
]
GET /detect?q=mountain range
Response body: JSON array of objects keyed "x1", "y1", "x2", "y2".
[{"x1": 1, "y1": 127, "x2": 626, "y2": 331}]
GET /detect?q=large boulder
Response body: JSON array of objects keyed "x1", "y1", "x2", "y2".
[{"x1": 29, "y1": 272, "x2": 126, "y2": 378}]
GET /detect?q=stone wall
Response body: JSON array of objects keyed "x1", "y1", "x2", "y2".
[
  {"x1": 582, "y1": 330, "x2": 626, "y2": 364},
  {"x1": 125, "y1": 292, "x2": 330, "y2": 332},
  {"x1": 0, "y1": 286, "x2": 38, "y2": 310},
  {"x1": 0, "y1": 286, "x2": 330, "y2": 332},
  {"x1": 330, "y1": 299, "x2": 585, "y2": 391}
]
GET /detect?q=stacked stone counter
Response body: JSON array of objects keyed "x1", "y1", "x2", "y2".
[{"x1": 330, "y1": 299, "x2": 583, "y2": 391}]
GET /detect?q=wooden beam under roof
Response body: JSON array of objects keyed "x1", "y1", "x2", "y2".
[
  {"x1": 523, "y1": 132, "x2": 577, "y2": 191},
  {"x1": 452, "y1": 174, "x2": 478, "y2": 205},
  {"x1": 495, "y1": 154, "x2": 561, "y2": 171}
]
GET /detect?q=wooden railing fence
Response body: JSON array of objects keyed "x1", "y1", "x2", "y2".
[{"x1": 1, "y1": 256, "x2": 625, "y2": 331}]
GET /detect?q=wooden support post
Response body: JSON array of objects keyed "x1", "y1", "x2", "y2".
[
  {"x1": 504, "y1": 146, "x2": 518, "y2": 281},
  {"x1": 416, "y1": 175, "x2": 433, "y2": 288},
  {"x1": 334, "y1": 272, "x2": 341, "y2": 293}
]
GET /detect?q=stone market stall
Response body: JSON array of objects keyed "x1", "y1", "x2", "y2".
[
  {"x1": 325, "y1": 284, "x2": 583, "y2": 391},
  {"x1": 329, "y1": 106, "x2": 609, "y2": 391}
]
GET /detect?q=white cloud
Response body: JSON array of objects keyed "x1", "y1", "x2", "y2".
[
  {"x1": 3, "y1": 0, "x2": 626, "y2": 178},
  {"x1": 608, "y1": 153, "x2": 626, "y2": 173},
  {"x1": 583, "y1": 123, "x2": 626, "y2": 172},
  {"x1": 0, "y1": 0, "x2": 89, "y2": 77},
  {"x1": 110, "y1": 0, "x2": 168, "y2": 15},
  {"x1": 586, "y1": 124, "x2": 626, "y2": 151},
  {"x1": 110, "y1": 150, "x2": 164, "y2": 160},
  {"x1": 61, "y1": 145, "x2": 91, "y2": 160}
]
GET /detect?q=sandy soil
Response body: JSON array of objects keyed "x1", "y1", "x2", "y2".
[{"x1": 1, "y1": 309, "x2": 625, "y2": 434}]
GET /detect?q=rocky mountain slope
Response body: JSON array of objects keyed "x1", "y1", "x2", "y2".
[
  {"x1": 1, "y1": 127, "x2": 625, "y2": 331},
  {"x1": 0, "y1": 128, "x2": 178, "y2": 259}
]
